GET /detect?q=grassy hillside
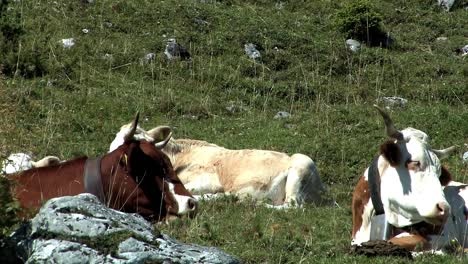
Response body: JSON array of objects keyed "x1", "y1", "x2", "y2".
[{"x1": 1, "y1": 0, "x2": 467, "y2": 262}]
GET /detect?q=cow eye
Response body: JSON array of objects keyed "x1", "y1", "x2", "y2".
[{"x1": 406, "y1": 160, "x2": 421, "y2": 170}]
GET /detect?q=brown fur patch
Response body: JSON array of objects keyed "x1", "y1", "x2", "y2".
[
  {"x1": 352, "y1": 176, "x2": 370, "y2": 238},
  {"x1": 389, "y1": 234, "x2": 430, "y2": 251},
  {"x1": 439, "y1": 165, "x2": 452, "y2": 186},
  {"x1": 380, "y1": 141, "x2": 401, "y2": 167}
]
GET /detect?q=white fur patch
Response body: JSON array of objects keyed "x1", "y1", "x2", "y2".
[
  {"x1": 109, "y1": 125, "x2": 155, "y2": 152},
  {"x1": 352, "y1": 199, "x2": 374, "y2": 245},
  {"x1": 1, "y1": 153, "x2": 34, "y2": 174},
  {"x1": 183, "y1": 173, "x2": 223, "y2": 195},
  {"x1": 394, "y1": 232, "x2": 412, "y2": 238},
  {"x1": 166, "y1": 182, "x2": 196, "y2": 215}
]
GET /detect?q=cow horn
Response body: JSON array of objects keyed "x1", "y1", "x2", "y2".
[
  {"x1": 123, "y1": 111, "x2": 140, "y2": 142},
  {"x1": 373, "y1": 105, "x2": 404, "y2": 141},
  {"x1": 154, "y1": 132, "x2": 172, "y2": 149},
  {"x1": 433, "y1": 146, "x2": 457, "y2": 159}
]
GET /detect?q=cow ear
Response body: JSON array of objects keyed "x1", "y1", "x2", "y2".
[
  {"x1": 147, "y1": 126, "x2": 172, "y2": 142},
  {"x1": 380, "y1": 140, "x2": 401, "y2": 167},
  {"x1": 439, "y1": 166, "x2": 452, "y2": 186}
]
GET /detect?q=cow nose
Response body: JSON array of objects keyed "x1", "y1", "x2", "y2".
[
  {"x1": 436, "y1": 202, "x2": 449, "y2": 216},
  {"x1": 429, "y1": 202, "x2": 450, "y2": 224},
  {"x1": 421, "y1": 201, "x2": 450, "y2": 225},
  {"x1": 187, "y1": 198, "x2": 197, "y2": 211}
]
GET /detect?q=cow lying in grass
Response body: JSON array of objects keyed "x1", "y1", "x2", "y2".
[
  {"x1": 10, "y1": 113, "x2": 197, "y2": 222},
  {"x1": 110, "y1": 123, "x2": 334, "y2": 208},
  {"x1": 352, "y1": 105, "x2": 457, "y2": 252}
]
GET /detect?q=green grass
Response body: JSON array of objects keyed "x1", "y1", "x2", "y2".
[
  {"x1": 159, "y1": 196, "x2": 466, "y2": 263},
  {"x1": 1, "y1": 0, "x2": 467, "y2": 262}
]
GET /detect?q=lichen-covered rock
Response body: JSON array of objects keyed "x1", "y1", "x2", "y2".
[
  {"x1": 244, "y1": 43, "x2": 261, "y2": 60},
  {"x1": 26, "y1": 239, "x2": 108, "y2": 264},
  {"x1": 10, "y1": 193, "x2": 239, "y2": 264},
  {"x1": 274, "y1": 111, "x2": 290, "y2": 119},
  {"x1": 463, "y1": 151, "x2": 468, "y2": 163},
  {"x1": 438, "y1": 0, "x2": 456, "y2": 11},
  {"x1": 346, "y1": 39, "x2": 361, "y2": 52},
  {"x1": 378, "y1": 96, "x2": 408, "y2": 109}
]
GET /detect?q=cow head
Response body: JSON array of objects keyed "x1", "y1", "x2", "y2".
[
  {"x1": 374, "y1": 105, "x2": 455, "y2": 227},
  {"x1": 106, "y1": 113, "x2": 197, "y2": 221}
]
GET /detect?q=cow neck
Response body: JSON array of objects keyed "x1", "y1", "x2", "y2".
[
  {"x1": 394, "y1": 221, "x2": 444, "y2": 237},
  {"x1": 368, "y1": 156, "x2": 385, "y2": 215},
  {"x1": 84, "y1": 156, "x2": 105, "y2": 203}
]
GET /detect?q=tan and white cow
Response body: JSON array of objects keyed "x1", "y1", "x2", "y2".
[
  {"x1": 110, "y1": 124, "x2": 334, "y2": 208},
  {"x1": 352, "y1": 105, "x2": 456, "y2": 251}
]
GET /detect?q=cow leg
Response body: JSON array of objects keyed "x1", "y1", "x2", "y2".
[
  {"x1": 389, "y1": 233, "x2": 431, "y2": 251},
  {"x1": 180, "y1": 172, "x2": 224, "y2": 195},
  {"x1": 193, "y1": 193, "x2": 231, "y2": 201}
]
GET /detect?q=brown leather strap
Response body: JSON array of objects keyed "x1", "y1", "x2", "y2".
[
  {"x1": 84, "y1": 157, "x2": 105, "y2": 203},
  {"x1": 368, "y1": 156, "x2": 384, "y2": 215}
]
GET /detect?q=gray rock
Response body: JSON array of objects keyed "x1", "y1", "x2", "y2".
[
  {"x1": 346, "y1": 39, "x2": 361, "y2": 52},
  {"x1": 61, "y1": 38, "x2": 75, "y2": 49},
  {"x1": 194, "y1": 18, "x2": 209, "y2": 26},
  {"x1": 10, "y1": 194, "x2": 239, "y2": 264},
  {"x1": 164, "y1": 38, "x2": 191, "y2": 61},
  {"x1": 26, "y1": 239, "x2": 108, "y2": 264},
  {"x1": 144, "y1": 53, "x2": 156, "y2": 63},
  {"x1": 274, "y1": 111, "x2": 290, "y2": 119},
  {"x1": 47, "y1": 79, "x2": 56, "y2": 87},
  {"x1": 456, "y1": 44, "x2": 468, "y2": 57},
  {"x1": 225, "y1": 105, "x2": 237, "y2": 113},
  {"x1": 244, "y1": 43, "x2": 261, "y2": 60},
  {"x1": 463, "y1": 151, "x2": 468, "y2": 163},
  {"x1": 275, "y1": 2, "x2": 285, "y2": 10},
  {"x1": 438, "y1": 0, "x2": 456, "y2": 11},
  {"x1": 225, "y1": 103, "x2": 245, "y2": 114},
  {"x1": 378, "y1": 97, "x2": 408, "y2": 109},
  {"x1": 182, "y1": 114, "x2": 200, "y2": 120},
  {"x1": 436, "y1": 36, "x2": 448, "y2": 41}
]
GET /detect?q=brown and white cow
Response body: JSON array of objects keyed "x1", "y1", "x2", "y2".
[
  {"x1": 352, "y1": 105, "x2": 456, "y2": 250},
  {"x1": 10, "y1": 113, "x2": 197, "y2": 222},
  {"x1": 110, "y1": 123, "x2": 334, "y2": 208}
]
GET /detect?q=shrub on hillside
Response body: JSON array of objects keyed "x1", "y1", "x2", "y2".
[
  {"x1": 0, "y1": 175, "x2": 20, "y2": 237},
  {"x1": 334, "y1": 0, "x2": 392, "y2": 47},
  {"x1": 0, "y1": 0, "x2": 47, "y2": 78}
]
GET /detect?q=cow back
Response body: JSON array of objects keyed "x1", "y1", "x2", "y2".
[{"x1": 12, "y1": 157, "x2": 87, "y2": 210}]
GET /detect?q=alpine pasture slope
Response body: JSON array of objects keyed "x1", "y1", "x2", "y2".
[{"x1": 1, "y1": 0, "x2": 467, "y2": 263}]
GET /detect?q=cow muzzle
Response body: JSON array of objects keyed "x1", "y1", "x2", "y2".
[
  {"x1": 422, "y1": 202, "x2": 450, "y2": 225},
  {"x1": 174, "y1": 195, "x2": 198, "y2": 218}
]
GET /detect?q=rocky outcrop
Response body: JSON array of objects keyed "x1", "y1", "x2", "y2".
[
  {"x1": 6, "y1": 194, "x2": 239, "y2": 264},
  {"x1": 438, "y1": 0, "x2": 456, "y2": 11},
  {"x1": 377, "y1": 96, "x2": 408, "y2": 109}
]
